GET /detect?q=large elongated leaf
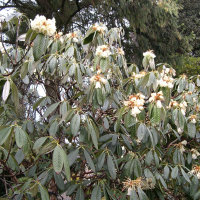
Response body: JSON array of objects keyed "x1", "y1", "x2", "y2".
[
  {"x1": 87, "y1": 119, "x2": 98, "y2": 149},
  {"x1": 70, "y1": 113, "x2": 80, "y2": 136},
  {"x1": 107, "y1": 155, "x2": 116, "y2": 179},
  {"x1": 62, "y1": 149, "x2": 71, "y2": 181},
  {"x1": 11, "y1": 81, "x2": 19, "y2": 110},
  {"x1": 33, "y1": 137, "x2": 48, "y2": 150},
  {"x1": 75, "y1": 187, "x2": 85, "y2": 200},
  {"x1": 15, "y1": 126, "x2": 26, "y2": 148},
  {"x1": 0, "y1": 127, "x2": 12, "y2": 146},
  {"x1": 33, "y1": 33, "x2": 46, "y2": 61},
  {"x1": 39, "y1": 185, "x2": 49, "y2": 200},
  {"x1": 91, "y1": 185, "x2": 101, "y2": 200},
  {"x1": 43, "y1": 102, "x2": 60, "y2": 118},
  {"x1": 84, "y1": 149, "x2": 95, "y2": 172},
  {"x1": 68, "y1": 149, "x2": 79, "y2": 166},
  {"x1": 53, "y1": 145, "x2": 64, "y2": 173}
]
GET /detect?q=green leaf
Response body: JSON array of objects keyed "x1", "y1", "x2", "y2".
[
  {"x1": 194, "y1": 190, "x2": 200, "y2": 200},
  {"x1": 107, "y1": 155, "x2": 116, "y2": 179},
  {"x1": 137, "y1": 123, "x2": 147, "y2": 141},
  {"x1": 134, "y1": 158, "x2": 142, "y2": 177},
  {"x1": 83, "y1": 32, "x2": 95, "y2": 45},
  {"x1": 178, "y1": 110, "x2": 185, "y2": 129},
  {"x1": 116, "y1": 107, "x2": 126, "y2": 133},
  {"x1": 97, "y1": 88, "x2": 103, "y2": 105},
  {"x1": 138, "y1": 187, "x2": 149, "y2": 200},
  {"x1": 145, "y1": 151, "x2": 153, "y2": 166},
  {"x1": 190, "y1": 176, "x2": 199, "y2": 196},
  {"x1": 151, "y1": 106, "x2": 161, "y2": 125},
  {"x1": 164, "y1": 165, "x2": 170, "y2": 180},
  {"x1": 33, "y1": 97, "x2": 46, "y2": 110},
  {"x1": 97, "y1": 152, "x2": 105, "y2": 170},
  {"x1": 100, "y1": 58, "x2": 108, "y2": 73},
  {"x1": 33, "y1": 33, "x2": 46, "y2": 61},
  {"x1": 54, "y1": 171, "x2": 65, "y2": 190},
  {"x1": 25, "y1": 28, "x2": 34, "y2": 43},
  {"x1": 91, "y1": 185, "x2": 101, "y2": 200},
  {"x1": 84, "y1": 149, "x2": 95, "y2": 172},
  {"x1": 20, "y1": 62, "x2": 28, "y2": 79},
  {"x1": 39, "y1": 185, "x2": 49, "y2": 200},
  {"x1": 139, "y1": 73, "x2": 150, "y2": 88},
  {"x1": 33, "y1": 137, "x2": 48, "y2": 150},
  {"x1": 188, "y1": 122, "x2": 196, "y2": 138},
  {"x1": 87, "y1": 119, "x2": 98, "y2": 149},
  {"x1": 70, "y1": 113, "x2": 80, "y2": 136},
  {"x1": 59, "y1": 109, "x2": 75, "y2": 125},
  {"x1": 130, "y1": 189, "x2": 139, "y2": 200},
  {"x1": 0, "y1": 127, "x2": 12, "y2": 146},
  {"x1": 11, "y1": 81, "x2": 19, "y2": 110},
  {"x1": 62, "y1": 150, "x2": 71, "y2": 181},
  {"x1": 181, "y1": 168, "x2": 190, "y2": 183},
  {"x1": 49, "y1": 120, "x2": 58, "y2": 137},
  {"x1": 53, "y1": 145, "x2": 64, "y2": 173},
  {"x1": 68, "y1": 148, "x2": 79, "y2": 166},
  {"x1": 75, "y1": 187, "x2": 85, "y2": 200},
  {"x1": 66, "y1": 184, "x2": 79, "y2": 196},
  {"x1": 15, "y1": 126, "x2": 26, "y2": 148},
  {"x1": 171, "y1": 166, "x2": 178, "y2": 179},
  {"x1": 43, "y1": 102, "x2": 60, "y2": 118}
]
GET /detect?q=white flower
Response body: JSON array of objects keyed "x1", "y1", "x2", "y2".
[
  {"x1": 65, "y1": 138, "x2": 71, "y2": 146},
  {"x1": 143, "y1": 50, "x2": 156, "y2": 59},
  {"x1": 93, "y1": 23, "x2": 107, "y2": 34},
  {"x1": 177, "y1": 128, "x2": 183, "y2": 134},
  {"x1": 90, "y1": 74, "x2": 107, "y2": 88},
  {"x1": 31, "y1": 15, "x2": 56, "y2": 36},
  {"x1": 156, "y1": 100, "x2": 162, "y2": 108},
  {"x1": 73, "y1": 38, "x2": 78, "y2": 43},
  {"x1": 117, "y1": 48, "x2": 124, "y2": 55},
  {"x1": 189, "y1": 115, "x2": 197, "y2": 123},
  {"x1": 95, "y1": 81, "x2": 101, "y2": 88},
  {"x1": 181, "y1": 140, "x2": 187, "y2": 145},
  {"x1": 2, "y1": 79, "x2": 10, "y2": 101},
  {"x1": 96, "y1": 45, "x2": 111, "y2": 58},
  {"x1": 131, "y1": 106, "x2": 141, "y2": 117}
]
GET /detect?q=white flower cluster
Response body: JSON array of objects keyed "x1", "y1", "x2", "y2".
[
  {"x1": 168, "y1": 100, "x2": 187, "y2": 115},
  {"x1": 124, "y1": 93, "x2": 145, "y2": 117},
  {"x1": 157, "y1": 75, "x2": 174, "y2": 88},
  {"x1": 96, "y1": 45, "x2": 111, "y2": 58},
  {"x1": 90, "y1": 74, "x2": 107, "y2": 88},
  {"x1": 176, "y1": 140, "x2": 187, "y2": 153},
  {"x1": 149, "y1": 91, "x2": 164, "y2": 108},
  {"x1": 143, "y1": 50, "x2": 156, "y2": 69},
  {"x1": 31, "y1": 15, "x2": 56, "y2": 36},
  {"x1": 191, "y1": 149, "x2": 200, "y2": 159},
  {"x1": 92, "y1": 23, "x2": 107, "y2": 34},
  {"x1": 161, "y1": 67, "x2": 176, "y2": 77},
  {"x1": 66, "y1": 31, "x2": 79, "y2": 42},
  {"x1": 190, "y1": 165, "x2": 200, "y2": 179},
  {"x1": 189, "y1": 115, "x2": 197, "y2": 123},
  {"x1": 117, "y1": 48, "x2": 124, "y2": 55},
  {"x1": 132, "y1": 71, "x2": 146, "y2": 80}
]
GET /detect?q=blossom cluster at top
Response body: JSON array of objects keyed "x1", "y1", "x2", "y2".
[
  {"x1": 31, "y1": 15, "x2": 56, "y2": 36},
  {"x1": 66, "y1": 31, "x2": 80, "y2": 43},
  {"x1": 92, "y1": 23, "x2": 107, "y2": 34},
  {"x1": 149, "y1": 91, "x2": 164, "y2": 108},
  {"x1": 96, "y1": 45, "x2": 111, "y2": 58},
  {"x1": 124, "y1": 93, "x2": 145, "y2": 117},
  {"x1": 90, "y1": 74, "x2": 107, "y2": 88},
  {"x1": 168, "y1": 100, "x2": 187, "y2": 115}
]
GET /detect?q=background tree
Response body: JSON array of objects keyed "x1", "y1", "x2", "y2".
[{"x1": 0, "y1": 0, "x2": 195, "y2": 66}]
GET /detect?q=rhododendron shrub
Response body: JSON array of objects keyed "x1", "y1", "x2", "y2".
[{"x1": 0, "y1": 14, "x2": 200, "y2": 200}]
